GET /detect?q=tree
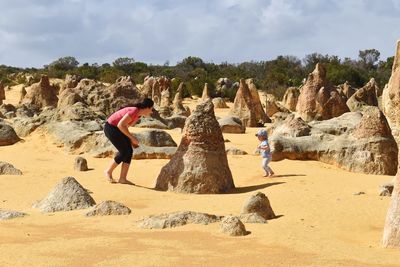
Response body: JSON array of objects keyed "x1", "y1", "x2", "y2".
[
  {"x1": 359, "y1": 49, "x2": 380, "y2": 68},
  {"x1": 177, "y1": 56, "x2": 205, "y2": 69},
  {"x1": 112, "y1": 57, "x2": 135, "y2": 67},
  {"x1": 47, "y1": 56, "x2": 79, "y2": 71},
  {"x1": 112, "y1": 57, "x2": 136, "y2": 75}
]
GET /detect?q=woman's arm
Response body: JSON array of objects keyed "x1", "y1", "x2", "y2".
[{"x1": 117, "y1": 114, "x2": 139, "y2": 146}]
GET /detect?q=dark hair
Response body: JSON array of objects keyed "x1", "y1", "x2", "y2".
[{"x1": 132, "y1": 98, "x2": 154, "y2": 109}]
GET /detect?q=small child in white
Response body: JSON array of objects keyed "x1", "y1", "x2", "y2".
[{"x1": 256, "y1": 129, "x2": 275, "y2": 177}]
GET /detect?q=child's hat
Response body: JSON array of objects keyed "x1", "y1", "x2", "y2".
[{"x1": 255, "y1": 129, "x2": 268, "y2": 137}]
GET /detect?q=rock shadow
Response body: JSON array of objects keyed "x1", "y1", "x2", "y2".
[{"x1": 226, "y1": 182, "x2": 285, "y2": 194}]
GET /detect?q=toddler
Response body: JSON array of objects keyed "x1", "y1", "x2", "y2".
[{"x1": 256, "y1": 129, "x2": 275, "y2": 177}]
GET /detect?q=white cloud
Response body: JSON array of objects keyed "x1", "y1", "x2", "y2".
[{"x1": 0, "y1": 0, "x2": 399, "y2": 67}]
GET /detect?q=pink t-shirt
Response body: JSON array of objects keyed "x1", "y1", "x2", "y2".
[{"x1": 107, "y1": 107, "x2": 140, "y2": 126}]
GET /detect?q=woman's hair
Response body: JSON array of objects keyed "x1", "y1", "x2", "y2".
[{"x1": 132, "y1": 98, "x2": 154, "y2": 109}]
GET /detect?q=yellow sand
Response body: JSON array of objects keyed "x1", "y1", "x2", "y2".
[{"x1": 1, "y1": 88, "x2": 399, "y2": 267}]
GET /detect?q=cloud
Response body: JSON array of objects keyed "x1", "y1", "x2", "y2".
[{"x1": 0, "y1": 0, "x2": 399, "y2": 68}]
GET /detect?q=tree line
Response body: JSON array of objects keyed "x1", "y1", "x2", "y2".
[{"x1": 0, "y1": 49, "x2": 394, "y2": 100}]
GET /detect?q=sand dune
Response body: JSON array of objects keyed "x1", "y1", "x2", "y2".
[{"x1": 1, "y1": 93, "x2": 399, "y2": 266}]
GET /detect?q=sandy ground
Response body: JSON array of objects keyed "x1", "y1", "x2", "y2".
[{"x1": 1, "y1": 88, "x2": 400, "y2": 266}]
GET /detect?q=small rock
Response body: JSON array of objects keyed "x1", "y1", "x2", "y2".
[
  {"x1": 219, "y1": 216, "x2": 249, "y2": 236},
  {"x1": 379, "y1": 183, "x2": 394, "y2": 197},
  {"x1": 0, "y1": 210, "x2": 27, "y2": 220},
  {"x1": 85, "y1": 200, "x2": 131, "y2": 216},
  {"x1": 0, "y1": 161, "x2": 22, "y2": 175},
  {"x1": 353, "y1": 191, "x2": 365, "y2": 195},
  {"x1": 74, "y1": 157, "x2": 88, "y2": 171},
  {"x1": 241, "y1": 192, "x2": 275, "y2": 222},
  {"x1": 226, "y1": 147, "x2": 248, "y2": 155}
]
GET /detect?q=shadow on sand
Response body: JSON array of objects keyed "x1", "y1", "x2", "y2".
[
  {"x1": 271, "y1": 174, "x2": 306, "y2": 178},
  {"x1": 226, "y1": 182, "x2": 285, "y2": 194},
  {"x1": 133, "y1": 174, "x2": 305, "y2": 193}
]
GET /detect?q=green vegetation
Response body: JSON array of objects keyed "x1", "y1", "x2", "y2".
[{"x1": 0, "y1": 49, "x2": 395, "y2": 100}]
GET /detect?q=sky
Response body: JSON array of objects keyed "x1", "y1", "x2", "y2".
[{"x1": 0, "y1": 0, "x2": 399, "y2": 68}]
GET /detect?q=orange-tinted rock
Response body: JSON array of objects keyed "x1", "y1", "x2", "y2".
[
  {"x1": 282, "y1": 87, "x2": 300, "y2": 111},
  {"x1": 230, "y1": 79, "x2": 264, "y2": 127},
  {"x1": 347, "y1": 78, "x2": 379, "y2": 112},
  {"x1": 296, "y1": 63, "x2": 327, "y2": 121},
  {"x1": 21, "y1": 75, "x2": 58, "y2": 109},
  {"x1": 382, "y1": 40, "x2": 400, "y2": 139},
  {"x1": 155, "y1": 100, "x2": 234, "y2": 193}
]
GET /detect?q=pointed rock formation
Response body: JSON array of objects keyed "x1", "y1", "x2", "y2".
[
  {"x1": 282, "y1": 87, "x2": 300, "y2": 111},
  {"x1": 347, "y1": 78, "x2": 379, "y2": 112},
  {"x1": 351, "y1": 107, "x2": 393, "y2": 139},
  {"x1": 142, "y1": 76, "x2": 171, "y2": 106},
  {"x1": 33, "y1": 176, "x2": 96, "y2": 213},
  {"x1": 158, "y1": 89, "x2": 173, "y2": 117},
  {"x1": 201, "y1": 83, "x2": 212, "y2": 102},
  {"x1": 315, "y1": 87, "x2": 349, "y2": 120},
  {"x1": 18, "y1": 87, "x2": 27, "y2": 104},
  {"x1": 296, "y1": 63, "x2": 327, "y2": 121},
  {"x1": 173, "y1": 82, "x2": 190, "y2": 117},
  {"x1": 246, "y1": 79, "x2": 268, "y2": 123},
  {"x1": 230, "y1": 79, "x2": 259, "y2": 126},
  {"x1": 382, "y1": 40, "x2": 400, "y2": 141},
  {"x1": 160, "y1": 88, "x2": 172, "y2": 108},
  {"x1": 338, "y1": 81, "x2": 356, "y2": 99},
  {"x1": 21, "y1": 75, "x2": 58, "y2": 109},
  {"x1": 155, "y1": 100, "x2": 235, "y2": 193}
]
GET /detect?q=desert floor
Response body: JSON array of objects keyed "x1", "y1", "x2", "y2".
[{"x1": 1, "y1": 90, "x2": 400, "y2": 266}]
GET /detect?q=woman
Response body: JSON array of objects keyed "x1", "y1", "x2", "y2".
[{"x1": 104, "y1": 98, "x2": 154, "y2": 184}]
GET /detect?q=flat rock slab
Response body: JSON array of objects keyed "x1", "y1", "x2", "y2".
[
  {"x1": 137, "y1": 211, "x2": 223, "y2": 229},
  {"x1": 226, "y1": 147, "x2": 248, "y2": 155},
  {"x1": 0, "y1": 210, "x2": 27, "y2": 220},
  {"x1": 132, "y1": 145, "x2": 177, "y2": 159}
]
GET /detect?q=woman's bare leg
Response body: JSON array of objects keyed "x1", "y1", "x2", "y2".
[
  {"x1": 104, "y1": 160, "x2": 118, "y2": 183},
  {"x1": 118, "y1": 162, "x2": 134, "y2": 185}
]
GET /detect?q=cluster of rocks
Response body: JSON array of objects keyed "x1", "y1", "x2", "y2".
[
  {"x1": 137, "y1": 191, "x2": 275, "y2": 236},
  {"x1": 32, "y1": 176, "x2": 131, "y2": 216},
  {"x1": 3, "y1": 171, "x2": 274, "y2": 238},
  {"x1": 269, "y1": 107, "x2": 397, "y2": 175},
  {"x1": 1, "y1": 176, "x2": 131, "y2": 220}
]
